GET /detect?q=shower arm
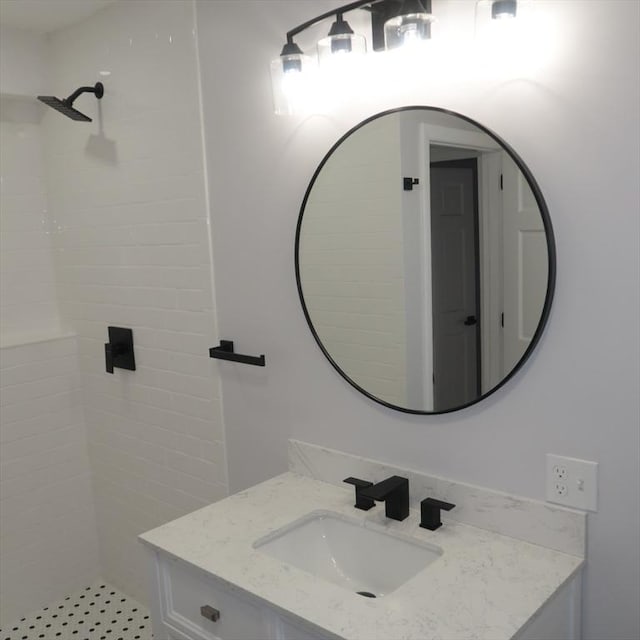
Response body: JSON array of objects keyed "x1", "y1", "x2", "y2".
[{"x1": 64, "y1": 83, "x2": 104, "y2": 105}]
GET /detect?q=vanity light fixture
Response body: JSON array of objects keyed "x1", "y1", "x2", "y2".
[
  {"x1": 491, "y1": 0, "x2": 517, "y2": 19},
  {"x1": 271, "y1": 0, "x2": 528, "y2": 114},
  {"x1": 270, "y1": 0, "x2": 435, "y2": 114}
]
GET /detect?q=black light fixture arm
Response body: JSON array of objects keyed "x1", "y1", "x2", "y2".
[
  {"x1": 285, "y1": 0, "x2": 376, "y2": 44},
  {"x1": 280, "y1": 0, "x2": 509, "y2": 58}
]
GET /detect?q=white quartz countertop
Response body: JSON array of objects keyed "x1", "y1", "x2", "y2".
[{"x1": 139, "y1": 472, "x2": 583, "y2": 640}]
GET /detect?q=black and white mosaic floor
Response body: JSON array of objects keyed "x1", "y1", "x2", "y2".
[{"x1": 1, "y1": 582, "x2": 152, "y2": 640}]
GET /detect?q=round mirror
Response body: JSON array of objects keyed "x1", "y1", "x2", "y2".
[{"x1": 295, "y1": 107, "x2": 556, "y2": 414}]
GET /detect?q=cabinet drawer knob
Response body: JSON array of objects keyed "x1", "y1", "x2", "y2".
[{"x1": 200, "y1": 605, "x2": 220, "y2": 622}]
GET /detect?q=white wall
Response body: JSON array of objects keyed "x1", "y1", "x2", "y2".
[
  {"x1": 0, "y1": 26, "x2": 48, "y2": 97},
  {"x1": 41, "y1": 0, "x2": 228, "y2": 604},
  {"x1": 0, "y1": 112, "x2": 64, "y2": 343},
  {"x1": 0, "y1": 27, "x2": 62, "y2": 344},
  {"x1": 195, "y1": 2, "x2": 640, "y2": 639},
  {"x1": 0, "y1": 336, "x2": 99, "y2": 626}
]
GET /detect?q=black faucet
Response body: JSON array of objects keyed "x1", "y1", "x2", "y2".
[
  {"x1": 420, "y1": 497, "x2": 455, "y2": 530},
  {"x1": 359, "y1": 475, "x2": 409, "y2": 521}
]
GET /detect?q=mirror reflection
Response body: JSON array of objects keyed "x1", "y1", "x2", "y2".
[{"x1": 296, "y1": 107, "x2": 555, "y2": 413}]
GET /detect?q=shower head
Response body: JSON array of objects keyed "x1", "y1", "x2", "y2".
[
  {"x1": 37, "y1": 96, "x2": 92, "y2": 121},
  {"x1": 38, "y1": 82, "x2": 104, "y2": 122}
]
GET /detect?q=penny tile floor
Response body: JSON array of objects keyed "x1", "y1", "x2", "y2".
[{"x1": 1, "y1": 582, "x2": 152, "y2": 640}]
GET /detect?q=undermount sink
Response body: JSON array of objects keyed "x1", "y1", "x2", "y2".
[{"x1": 253, "y1": 510, "x2": 442, "y2": 597}]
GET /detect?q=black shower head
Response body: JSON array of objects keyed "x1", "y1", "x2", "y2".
[
  {"x1": 38, "y1": 82, "x2": 104, "y2": 122},
  {"x1": 37, "y1": 95, "x2": 92, "y2": 121}
]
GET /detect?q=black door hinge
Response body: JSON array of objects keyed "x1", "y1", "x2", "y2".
[
  {"x1": 501, "y1": 312, "x2": 504, "y2": 327},
  {"x1": 500, "y1": 174, "x2": 504, "y2": 190}
]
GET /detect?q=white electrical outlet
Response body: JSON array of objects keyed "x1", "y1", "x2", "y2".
[{"x1": 546, "y1": 454, "x2": 598, "y2": 511}]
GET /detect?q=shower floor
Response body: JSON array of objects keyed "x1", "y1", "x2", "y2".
[{"x1": 1, "y1": 582, "x2": 152, "y2": 640}]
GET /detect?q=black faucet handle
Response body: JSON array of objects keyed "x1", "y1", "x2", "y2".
[
  {"x1": 105, "y1": 343, "x2": 115, "y2": 373},
  {"x1": 104, "y1": 327, "x2": 136, "y2": 374},
  {"x1": 420, "y1": 497, "x2": 455, "y2": 531},
  {"x1": 343, "y1": 477, "x2": 375, "y2": 511}
]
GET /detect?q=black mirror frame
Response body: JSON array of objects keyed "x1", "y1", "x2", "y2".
[{"x1": 294, "y1": 106, "x2": 557, "y2": 415}]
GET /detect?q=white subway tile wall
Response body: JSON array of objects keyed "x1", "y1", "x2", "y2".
[
  {"x1": 0, "y1": 105, "x2": 63, "y2": 343},
  {"x1": 39, "y1": 0, "x2": 228, "y2": 603},
  {"x1": 0, "y1": 336, "x2": 100, "y2": 627},
  {"x1": 299, "y1": 114, "x2": 408, "y2": 405}
]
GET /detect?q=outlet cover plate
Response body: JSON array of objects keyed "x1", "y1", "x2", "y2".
[{"x1": 546, "y1": 454, "x2": 598, "y2": 511}]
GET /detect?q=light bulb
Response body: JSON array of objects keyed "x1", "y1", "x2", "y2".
[
  {"x1": 270, "y1": 41, "x2": 311, "y2": 115},
  {"x1": 384, "y1": 0, "x2": 435, "y2": 51}
]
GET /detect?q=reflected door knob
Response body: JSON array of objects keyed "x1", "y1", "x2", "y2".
[{"x1": 463, "y1": 315, "x2": 477, "y2": 326}]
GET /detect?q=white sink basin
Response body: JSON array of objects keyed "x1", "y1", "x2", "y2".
[{"x1": 253, "y1": 510, "x2": 442, "y2": 597}]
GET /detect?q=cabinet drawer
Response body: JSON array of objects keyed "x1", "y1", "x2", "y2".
[{"x1": 158, "y1": 556, "x2": 268, "y2": 640}]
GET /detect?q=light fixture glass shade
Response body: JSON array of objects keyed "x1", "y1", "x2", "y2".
[
  {"x1": 317, "y1": 32, "x2": 366, "y2": 65},
  {"x1": 492, "y1": 0, "x2": 517, "y2": 19},
  {"x1": 384, "y1": 12, "x2": 434, "y2": 50},
  {"x1": 270, "y1": 52, "x2": 313, "y2": 115}
]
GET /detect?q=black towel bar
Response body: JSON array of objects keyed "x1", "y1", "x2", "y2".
[{"x1": 209, "y1": 340, "x2": 265, "y2": 367}]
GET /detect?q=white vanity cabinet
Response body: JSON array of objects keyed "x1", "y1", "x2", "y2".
[
  {"x1": 139, "y1": 472, "x2": 585, "y2": 640},
  {"x1": 146, "y1": 545, "x2": 582, "y2": 640},
  {"x1": 513, "y1": 575, "x2": 582, "y2": 640},
  {"x1": 146, "y1": 549, "x2": 336, "y2": 640}
]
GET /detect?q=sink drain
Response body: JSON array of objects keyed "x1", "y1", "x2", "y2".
[{"x1": 356, "y1": 591, "x2": 377, "y2": 598}]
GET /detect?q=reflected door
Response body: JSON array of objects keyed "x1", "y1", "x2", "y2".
[
  {"x1": 502, "y1": 155, "x2": 549, "y2": 373},
  {"x1": 430, "y1": 160, "x2": 480, "y2": 411}
]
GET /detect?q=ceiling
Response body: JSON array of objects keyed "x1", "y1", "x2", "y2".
[{"x1": 0, "y1": 0, "x2": 115, "y2": 33}]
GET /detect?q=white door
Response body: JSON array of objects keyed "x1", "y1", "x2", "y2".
[
  {"x1": 502, "y1": 155, "x2": 548, "y2": 373},
  {"x1": 430, "y1": 160, "x2": 480, "y2": 411}
]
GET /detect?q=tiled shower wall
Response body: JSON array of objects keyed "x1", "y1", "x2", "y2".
[
  {"x1": 0, "y1": 101, "x2": 62, "y2": 343},
  {"x1": 41, "y1": 0, "x2": 228, "y2": 603},
  {"x1": 0, "y1": 33, "x2": 99, "y2": 624},
  {"x1": 0, "y1": 336, "x2": 99, "y2": 626}
]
